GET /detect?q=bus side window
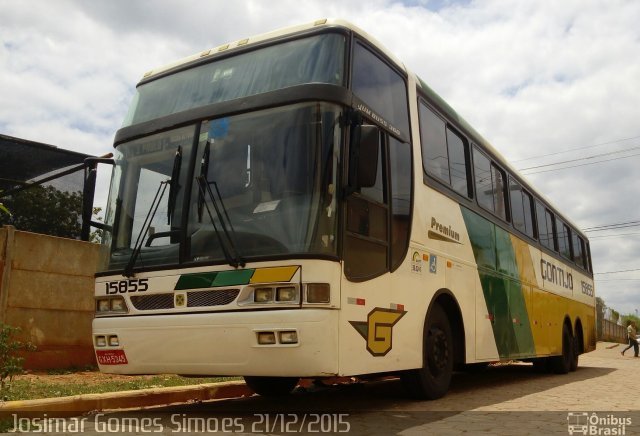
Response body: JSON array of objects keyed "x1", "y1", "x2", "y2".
[
  {"x1": 510, "y1": 178, "x2": 535, "y2": 238},
  {"x1": 473, "y1": 147, "x2": 493, "y2": 211},
  {"x1": 389, "y1": 137, "x2": 412, "y2": 271},
  {"x1": 546, "y1": 209, "x2": 558, "y2": 251},
  {"x1": 418, "y1": 102, "x2": 471, "y2": 198},
  {"x1": 557, "y1": 218, "x2": 572, "y2": 260},
  {"x1": 419, "y1": 103, "x2": 449, "y2": 183},
  {"x1": 490, "y1": 164, "x2": 507, "y2": 221},
  {"x1": 473, "y1": 147, "x2": 507, "y2": 221},
  {"x1": 573, "y1": 233, "x2": 587, "y2": 269},
  {"x1": 536, "y1": 201, "x2": 557, "y2": 251},
  {"x1": 352, "y1": 42, "x2": 410, "y2": 138},
  {"x1": 446, "y1": 127, "x2": 471, "y2": 197}
]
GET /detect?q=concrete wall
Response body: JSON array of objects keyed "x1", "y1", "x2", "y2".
[
  {"x1": 0, "y1": 226, "x2": 99, "y2": 369},
  {"x1": 599, "y1": 319, "x2": 626, "y2": 344}
]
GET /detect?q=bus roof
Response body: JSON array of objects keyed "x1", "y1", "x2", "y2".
[{"x1": 139, "y1": 18, "x2": 406, "y2": 82}]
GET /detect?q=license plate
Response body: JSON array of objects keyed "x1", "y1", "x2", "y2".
[{"x1": 96, "y1": 349, "x2": 129, "y2": 365}]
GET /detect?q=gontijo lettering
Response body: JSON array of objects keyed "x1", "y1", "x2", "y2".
[{"x1": 541, "y1": 259, "x2": 573, "y2": 290}]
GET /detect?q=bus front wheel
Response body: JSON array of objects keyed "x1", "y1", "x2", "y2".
[
  {"x1": 244, "y1": 376, "x2": 299, "y2": 397},
  {"x1": 400, "y1": 303, "x2": 453, "y2": 400}
]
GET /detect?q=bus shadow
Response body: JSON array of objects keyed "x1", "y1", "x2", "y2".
[
  {"x1": 138, "y1": 363, "x2": 615, "y2": 434},
  {"x1": 169, "y1": 362, "x2": 613, "y2": 414}
]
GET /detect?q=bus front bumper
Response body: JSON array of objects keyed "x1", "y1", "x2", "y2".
[{"x1": 92, "y1": 309, "x2": 338, "y2": 377}]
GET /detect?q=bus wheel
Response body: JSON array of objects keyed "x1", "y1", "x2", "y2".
[
  {"x1": 462, "y1": 362, "x2": 490, "y2": 373},
  {"x1": 569, "y1": 336, "x2": 579, "y2": 372},
  {"x1": 532, "y1": 357, "x2": 550, "y2": 373},
  {"x1": 550, "y1": 324, "x2": 572, "y2": 374},
  {"x1": 244, "y1": 376, "x2": 299, "y2": 397},
  {"x1": 400, "y1": 303, "x2": 453, "y2": 400}
]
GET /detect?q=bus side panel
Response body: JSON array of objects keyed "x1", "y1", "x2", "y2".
[
  {"x1": 462, "y1": 206, "x2": 596, "y2": 361},
  {"x1": 337, "y1": 263, "x2": 429, "y2": 376}
]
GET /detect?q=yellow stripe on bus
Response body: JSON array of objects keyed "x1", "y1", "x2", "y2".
[{"x1": 250, "y1": 266, "x2": 299, "y2": 283}]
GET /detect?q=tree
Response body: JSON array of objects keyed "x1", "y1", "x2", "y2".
[
  {"x1": 0, "y1": 185, "x2": 83, "y2": 239},
  {"x1": 622, "y1": 314, "x2": 640, "y2": 327},
  {"x1": 0, "y1": 324, "x2": 36, "y2": 398}
]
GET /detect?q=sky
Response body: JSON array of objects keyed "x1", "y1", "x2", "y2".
[{"x1": 1, "y1": 0, "x2": 640, "y2": 316}]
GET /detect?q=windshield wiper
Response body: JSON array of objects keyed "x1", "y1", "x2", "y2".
[
  {"x1": 123, "y1": 146, "x2": 182, "y2": 277},
  {"x1": 196, "y1": 175, "x2": 245, "y2": 268},
  {"x1": 167, "y1": 146, "x2": 182, "y2": 225},
  {"x1": 123, "y1": 180, "x2": 169, "y2": 277},
  {"x1": 197, "y1": 141, "x2": 211, "y2": 222}
]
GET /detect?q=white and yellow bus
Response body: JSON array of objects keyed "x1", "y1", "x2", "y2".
[{"x1": 92, "y1": 19, "x2": 596, "y2": 399}]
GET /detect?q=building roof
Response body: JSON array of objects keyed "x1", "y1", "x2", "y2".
[{"x1": 0, "y1": 134, "x2": 92, "y2": 192}]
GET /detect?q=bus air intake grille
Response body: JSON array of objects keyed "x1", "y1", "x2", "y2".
[
  {"x1": 130, "y1": 294, "x2": 174, "y2": 310},
  {"x1": 187, "y1": 289, "x2": 240, "y2": 307}
]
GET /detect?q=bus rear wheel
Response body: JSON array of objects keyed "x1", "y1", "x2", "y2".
[
  {"x1": 570, "y1": 335, "x2": 579, "y2": 372},
  {"x1": 400, "y1": 303, "x2": 453, "y2": 400},
  {"x1": 550, "y1": 324, "x2": 572, "y2": 374},
  {"x1": 244, "y1": 376, "x2": 299, "y2": 397}
]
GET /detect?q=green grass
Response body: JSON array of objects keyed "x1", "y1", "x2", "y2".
[
  {"x1": 2, "y1": 374, "x2": 239, "y2": 402},
  {"x1": 0, "y1": 373, "x2": 240, "y2": 432}
]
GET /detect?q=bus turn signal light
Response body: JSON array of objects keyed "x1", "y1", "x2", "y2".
[{"x1": 306, "y1": 283, "x2": 330, "y2": 303}]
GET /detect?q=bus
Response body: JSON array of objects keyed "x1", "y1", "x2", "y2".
[{"x1": 92, "y1": 18, "x2": 596, "y2": 400}]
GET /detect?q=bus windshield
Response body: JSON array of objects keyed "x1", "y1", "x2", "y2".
[
  {"x1": 99, "y1": 102, "x2": 341, "y2": 273},
  {"x1": 122, "y1": 33, "x2": 346, "y2": 127}
]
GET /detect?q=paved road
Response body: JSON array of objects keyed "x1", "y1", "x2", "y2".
[{"x1": 10, "y1": 342, "x2": 640, "y2": 435}]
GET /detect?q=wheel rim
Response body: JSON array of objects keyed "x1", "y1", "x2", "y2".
[{"x1": 426, "y1": 326, "x2": 449, "y2": 376}]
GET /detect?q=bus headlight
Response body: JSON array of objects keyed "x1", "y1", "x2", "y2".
[
  {"x1": 95, "y1": 296, "x2": 128, "y2": 316},
  {"x1": 276, "y1": 286, "x2": 297, "y2": 302},
  {"x1": 97, "y1": 299, "x2": 110, "y2": 312},
  {"x1": 254, "y1": 288, "x2": 274, "y2": 303},
  {"x1": 110, "y1": 297, "x2": 127, "y2": 312},
  {"x1": 257, "y1": 332, "x2": 276, "y2": 345},
  {"x1": 240, "y1": 285, "x2": 300, "y2": 306},
  {"x1": 279, "y1": 330, "x2": 298, "y2": 344}
]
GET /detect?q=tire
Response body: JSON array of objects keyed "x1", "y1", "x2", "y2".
[
  {"x1": 462, "y1": 362, "x2": 490, "y2": 373},
  {"x1": 550, "y1": 324, "x2": 572, "y2": 374},
  {"x1": 569, "y1": 335, "x2": 579, "y2": 372},
  {"x1": 532, "y1": 357, "x2": 550, "y2": 373},
  {"x1": 400, "y1": 303, "x2": 453, "y2": 400},
  {"x1": 244, "y1": 376, "x2": 299, "y2": 397}
]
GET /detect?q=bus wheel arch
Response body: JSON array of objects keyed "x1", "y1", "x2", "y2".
[
  {"x1": 430, "y1": 290, "x2": 466, "y2": 370},
  {"x1": 400, "y1": 289, "x2": 464, "y2": 399}
]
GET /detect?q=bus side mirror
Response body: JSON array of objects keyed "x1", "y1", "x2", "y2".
[{"x1": 348, "y1": 124, "x2": 380, "y2": 193}]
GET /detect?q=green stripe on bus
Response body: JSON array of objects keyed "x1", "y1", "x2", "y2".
[
  {"x1": 461, "y1": 207, "x2": 536, "y2": 358},
  {"x1": 212, "y1": 269, "x2": 255, "y2": 287},
  {"x1": 175, "y1": 272, "x2": 219, "y2": 290},
  {"x1": 175, "y1": 269, "x2": 256, "y2": 290}
]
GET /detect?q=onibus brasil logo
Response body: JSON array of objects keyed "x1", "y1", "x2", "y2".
[{"x1": 567, "y1": 412, "x2": 632, "y2": 435}]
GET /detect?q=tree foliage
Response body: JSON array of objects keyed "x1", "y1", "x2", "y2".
[
  {"x1": 0, "y1": 324, "x2": 36, "y2": 398},
  {"x1": 0, "y1": 185, "x2": 83, "y2": 239}
]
